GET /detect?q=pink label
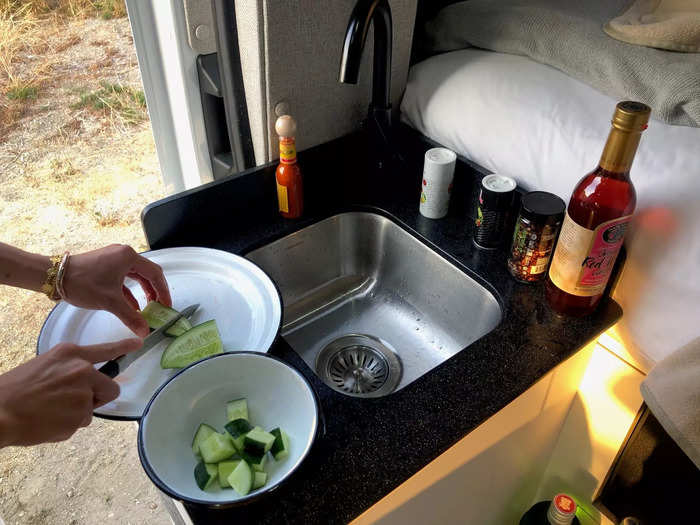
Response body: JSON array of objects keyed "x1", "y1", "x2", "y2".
[{"x1": 579, "y1": 215, "x2": 630, "y2": 289}]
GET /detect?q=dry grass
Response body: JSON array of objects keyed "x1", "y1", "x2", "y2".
[{"x1": 1, "y1": 0, "x2": 128, "y2": 138}]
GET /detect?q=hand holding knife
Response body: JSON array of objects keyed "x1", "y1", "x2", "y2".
[{"x1": 98, "y1": 303, "x2": 199, "y2": 378}]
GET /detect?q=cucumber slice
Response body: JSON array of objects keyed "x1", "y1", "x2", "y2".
[
  {"x1": 160, "y1": 320, "x2": 223, "y2": 369},
  {"x1": 226, "y1": 398, "x2": 248, "y2": 422},
  {"x1": 224, "y1": 418, "x2": 253, "y2": 451},
  {"x1": 217, "y1": 458, "x2": 241, "y2": 488},
  {"x1": 199, "y1": 431, "x2": 237, "y2": 463},
  {"x1": 240, "y1": 450, "x2": 268, "y2": 472},
  {"x1": 228, "y1": 459, "x2": 253, "y2": 496},
  {"x1": 243, "y1": 427, "x2": 276, "y2": 456},
  {"x1": 252, "y1": 471, "x2": 267, "y2": 490},
  {"x1": 270, "y1": 428, "x2": 290, "y2": 461},
  {"x1": 191, "y1": 423, "x2": 217, "y2": 457},
  {"x1": 141, "y1": 301, "x2": 192, "y2": 337},
  {"x1": 194, "y1": 461, "x2": 218, "y2": 491}
]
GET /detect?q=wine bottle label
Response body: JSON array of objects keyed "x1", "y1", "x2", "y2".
[
  {"x1": 279, "y1": 137, "x2": 297, "y2": 164},
  {"x1": 276, "y1": 181, "x2": 289, "y2": 213},
  {"x1": 549, "y1": 212, "x2": 631, "y2": 297}
]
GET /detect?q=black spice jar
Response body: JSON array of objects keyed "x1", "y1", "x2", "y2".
[
  {"x1": 507, "y1": 191, "x2": 566, "y2": 283},
  {"x1": 473, "y1": 174, "x2": 517, "y2": 249}
]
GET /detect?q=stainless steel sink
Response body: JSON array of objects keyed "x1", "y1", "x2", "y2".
[{"x1": 246, "y1": 212, "x2": 501, "y2": 397}]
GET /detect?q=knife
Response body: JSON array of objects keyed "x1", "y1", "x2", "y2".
[{"x1": 98, "y1": 303, "x2": 199, "y2": 378}]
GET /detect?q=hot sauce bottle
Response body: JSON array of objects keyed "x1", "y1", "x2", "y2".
[
  {"x1": 275, "y1": 115, "x2": 303, "y2": 219},
  {"x1": 546, "y1": 101, "x2": 651, "y2": 316}
]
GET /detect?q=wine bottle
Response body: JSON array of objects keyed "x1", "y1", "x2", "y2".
[
  {"x1": 546, "y1": 101, "x2": 651, "y2": 316},
  {"x1": 520, "y1": 494, "x2": 580, "y2": 525}
]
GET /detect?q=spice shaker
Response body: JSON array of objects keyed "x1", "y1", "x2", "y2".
[
  {"x1": 507, "y1": 191, "x2": 566, "y2": 283},
  {"x1": 473, "y1": 174, "x2": 517, "y2": 249},
  {"x1": 419, "y1": 148, "x2": 457, "y2": 219}
]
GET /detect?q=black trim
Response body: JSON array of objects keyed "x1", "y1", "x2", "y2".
[
  {"x1": 137, "y1": 351, "x2": 320, "y2": 508},
  {"x1": 35, "y1": 248, "x2": 284, "y2": 422},
  {"x1": 210, "y1": 0, "x2": 255, "y2": 176}
]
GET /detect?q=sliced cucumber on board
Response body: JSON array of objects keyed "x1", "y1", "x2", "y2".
[
  {"x1": 191, "y1": 423, "x2": 217, "y2": 457},
  {"x1": 194, "y1": 461, "x2": 218, "y2": 491},
  {"x1": 160, "y1": 320, "x2": 223, "y2": 369},
  {"x1": 226, "y1": 398, "x2": 248, "y2": 422},
  {"x1": 141, "y1": 301, "x2": 192, "y2": 337}
]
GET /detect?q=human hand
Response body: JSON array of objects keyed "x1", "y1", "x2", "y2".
[
  {"x1": 0, "y1": 338, "x2": 142, "y2": 447},
  {"x1": 62, "y1": 244, "x2": 171, "y2": 337}
]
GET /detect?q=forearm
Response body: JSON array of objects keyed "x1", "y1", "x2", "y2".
[{"x1": 0, "y1": 243, "x2": 51, "y2": 293}]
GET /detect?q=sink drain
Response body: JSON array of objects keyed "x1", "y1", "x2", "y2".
[{"x1": 316, "y1": 334, "x2": 402, "y2": 398}]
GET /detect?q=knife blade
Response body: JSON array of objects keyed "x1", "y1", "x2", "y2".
[{"x1": 98, "y1": 303, "x2": 199, "y2": 378}]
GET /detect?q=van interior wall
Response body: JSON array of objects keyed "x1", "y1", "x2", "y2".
[
  {"x1": 352, "y1": 342, "x2": 645, "y2": 525},
  {"x1": 235, "y1": 0, "x2": 418, "y2": 165}
]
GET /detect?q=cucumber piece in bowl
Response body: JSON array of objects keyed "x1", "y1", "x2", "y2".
[
  {"x1": 141, "y1": 301, "x2": 192, "y2": 337},
  {"x1": 160, "y1": 320, "x2": 223, "y2": 369},
  {"x1": 191, "y1": 423, "x2": 217, "y2": 457},
  {"x1": 194, "y1": 461, "x2": 218, "y2": 491}
]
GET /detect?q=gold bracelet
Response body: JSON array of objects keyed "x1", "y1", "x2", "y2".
[
  {"x1": 41, "y1": 254, "x2": 63, "y2": 301},
  {"x1": 55, "y1": 251, "x2": 70, "y2": 300}
]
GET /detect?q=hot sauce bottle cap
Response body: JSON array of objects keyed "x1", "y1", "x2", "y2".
[{"x1": 275, "y1": 115, "x2": 297, "y2": 138}]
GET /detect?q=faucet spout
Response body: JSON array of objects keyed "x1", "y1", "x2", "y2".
[{"x1": 339, "y1": 0, "x2": 392, "y2": 115}]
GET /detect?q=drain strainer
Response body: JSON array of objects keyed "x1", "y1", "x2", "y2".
[{"x1": 316, "y1": 334, "x2": 402, "y2": 398}]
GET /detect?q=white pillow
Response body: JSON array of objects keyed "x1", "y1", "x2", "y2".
[{"x1": 401, "y1": 49, "x2": 700, "y2": 368}]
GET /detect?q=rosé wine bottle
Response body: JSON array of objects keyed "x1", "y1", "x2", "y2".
[{"x1": 546, "y1": 101, "x2": 651, "y2": 316}]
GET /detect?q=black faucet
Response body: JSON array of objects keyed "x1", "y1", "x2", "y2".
[{"x1": 339, "y1": 0, "x2": 393, "y2": 140}]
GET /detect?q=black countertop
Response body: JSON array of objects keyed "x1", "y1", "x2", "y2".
[{"x1": 141, "y1": 127, "x2": 621, "y2": 524}]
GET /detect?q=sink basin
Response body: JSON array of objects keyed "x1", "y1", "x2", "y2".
[{"x1": 246, "y1": 212, "x2": 501, "y2": 397}]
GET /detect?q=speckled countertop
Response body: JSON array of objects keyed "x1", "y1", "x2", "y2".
[{"x1": 141, "y1": 128, "x2": 621, "y2": 524}]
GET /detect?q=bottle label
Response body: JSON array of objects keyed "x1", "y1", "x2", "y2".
[
  {"x1": 279, "y1": 137, "x2": 296, "y2": 164},
  {"x1": 277, "y1": 181, "x2": 289, "y2": 213},
  {"x1": 549, "y1": 212, "x2": 631, "y2": 297}
]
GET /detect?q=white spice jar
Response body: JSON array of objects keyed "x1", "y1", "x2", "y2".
[{"x1": 419, "y1": 147, "x2": 457, "y2": 219}]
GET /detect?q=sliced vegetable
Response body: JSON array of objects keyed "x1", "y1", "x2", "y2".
[
  {"x1": 240, "y1": 450, "x2": 268, "y2": 472},
  {"x1": 243, "y1": 427, "x2": 276, "y2": 456},
  {"x1": 227, "y1": 459, "x2": 253, "y2": 496},
  {"x1": 141, "y1": 301, "x2": 192, "y2": 337},
  {"x1": 160, "y1": 320, "x2": 223, "y2": 369},
  {"x1": 217, "y1": 458, "x2": 241, "y2": 488},
  {"x1": 269, "y1": 428, "x2": 290, "y2": 461},
  {"x1": 226, "y1": 398, "x2": 248, "y2": 422},
  {"x1": 199, "y1": 431, "x2": 237, "y2": 464},
  {"x1": 224, "y1": 418, "x2": 253, "y2": 451},
  {"x1": 194, "y1": 461, "x2": 218, "y2": 490},
  {"x1": 252, "y1": 471, "x2": 267, "y2": 490},
  {"x1": 191, "y1": 423, "x2": 217, "y2": 457}
]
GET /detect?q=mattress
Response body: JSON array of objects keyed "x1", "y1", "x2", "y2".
[{"x1": 400, "y1": 48, "x2": 700, "y2": 368}]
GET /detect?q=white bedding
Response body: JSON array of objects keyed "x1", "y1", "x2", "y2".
[{"x1": 401, "y1": 48, "x2": 700, "y2": 368}]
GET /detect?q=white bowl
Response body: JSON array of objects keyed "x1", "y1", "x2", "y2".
[{"x1": 138, "y1": 352, "x2": 319, "y2": 507}]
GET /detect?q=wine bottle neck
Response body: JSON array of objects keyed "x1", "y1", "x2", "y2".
[{"x1": 598, "y1": 127, "x2": 642, "y2": 175}]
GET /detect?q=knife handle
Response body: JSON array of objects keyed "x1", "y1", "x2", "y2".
[{"x1": 97, "y1": 358, "x2": 121, "y2": 379}]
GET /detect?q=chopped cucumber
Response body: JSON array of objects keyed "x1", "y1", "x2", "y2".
[
  {"x1": 224, "y1": 418, "x2": 253, "y2": 451},
  {"x1": 194, "y1": 461, "x2": 218, "y2": 491},
  {"x1": 252, "y1": 471, "x2": 267, "y2": 490},
  {"x1": 217, "y1": 458, "x2": 241, "y2": 488},
  {"x1": 141, "y1": 301, "x2": 192, "y2": 337},
  {"x1": 199, "y1": 432, "x2": 237, "y2": 464},
  {"x1": 243, "y1": 427, "x2": 276, "y2": 456},
  {"x1": 270, "y1": 428, "x2": 290, "y2": 461},
  {"x1": 240, "y1": 450, "x2": 268, "y2": 472},
  {"x1": 226, "y1": 398, "x2": 248, "y2": 422},
  {"x1": 191, "y1": 423, "x2": 217, "y2": 457},
  {"x1": 160, "y1": 320, "x2": 223, "y2": 369},
  {"x1": 227, "y1": 459, "x2": 253, "y2": 496}
]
